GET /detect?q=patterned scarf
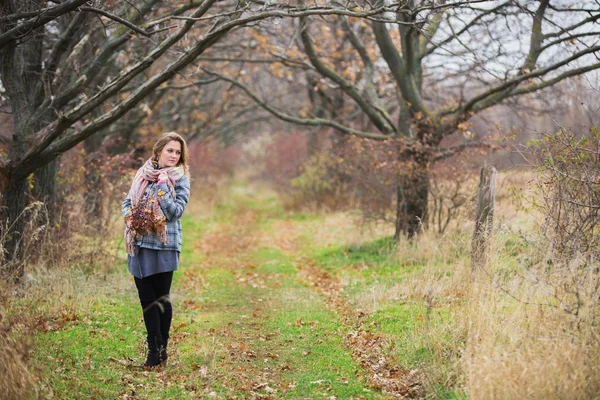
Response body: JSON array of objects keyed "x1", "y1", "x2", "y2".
[{"x1": 124, "y1": 158, "x2": 185, "y2": 255}]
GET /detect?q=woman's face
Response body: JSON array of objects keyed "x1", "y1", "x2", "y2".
[{"x1": 157, "y1": 140, "x2": 182, "y2": 168}]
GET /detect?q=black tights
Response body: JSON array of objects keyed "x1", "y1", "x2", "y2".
[{"x1": 134, "y1": 272, "x2": 173, "y2": 339}]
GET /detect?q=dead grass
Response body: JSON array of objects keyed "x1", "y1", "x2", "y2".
[
  {"x1": 304, "y1": 169, "x2": 599, "y2": 399},
  {"x1": 459, "y1": 167, "x2": 600, "y2": 399},
  {"x1": 464, "y1": 267, "x2": 600, "y2": 399},
  {"x1": 2, "y1": 169, "x2": 598, "y2": 399},
  {"x1": 186, "y1": 176, "x2": 230, "y2": 217},
  {"x1": 0, "y1": 332, "x2": 36, "y2": 400}
]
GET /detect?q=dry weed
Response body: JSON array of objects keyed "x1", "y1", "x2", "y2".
[
  {"x1": 464, "y1": 266, "x2": 600, "y2": 399},
  {"x1": 0, "y1": 333, "x2": 36, "y2": 400}
]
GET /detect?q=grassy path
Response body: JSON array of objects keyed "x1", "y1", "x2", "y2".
[{"x1": 25, "y1": 183, "x2": 461, "y2": 399}]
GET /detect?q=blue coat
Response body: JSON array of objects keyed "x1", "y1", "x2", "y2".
[{"x1": 122, "y1": 175, "x2": 191, "y2": 253}]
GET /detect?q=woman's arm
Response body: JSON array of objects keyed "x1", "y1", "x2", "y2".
[
  {"x1": 122, "y1": 197, "x2": 132, "y2": 218},
  {"x1": 156, "y1": 176, "x2": 191, "y2": 221}
]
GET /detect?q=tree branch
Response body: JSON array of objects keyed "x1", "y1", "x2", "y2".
[
  {"x1": 36, "y1": 12, "x2": 89, "y2": 104},
  {"x1": 420, "y1": 1, "x2": 510, "y2": 59},
  {"x1": 523, "y1": 0, "x2": 549, "y2": 71},
  {"x1": 543, "y1": 12, "x2": 600, "y2": 40},
  {"x1": 419, "y1": 11, "x2": 442, "y2": 55},
  {"x1": 540, "y1": 31, "x2": 600, "y2": 54},
  {"x1": 11, "y1": 2, "x2": 405, "y2": 177},
  {"x1": 506, "y1": 62, "x2": 600, "y2": 99},
  {"x1": 457, "y1": 43, "x2": 600, "y2": 117},
  {"x1": 300, "y1": 16, "x2": 395, "y2": 134},
  {"x1": 158, "y1": 78, "x2": 220, "y2": 90},
  {"x1": 170, "y1": 4, "x2": 412, "y2": 25},
  {"x1": 432, "y1": 140, "x2": 500, "y2": 162},
  {"x1": 31, "y1": 0, "x2": 162, "y2": 123},
  {"x1": 372, "y1": 18, "x2": 405, "y2": 85},
  {"x1": 196, "y1": 56, "x2": 303, "y2": 65},
  {"x1": 188, "y1": 104, "x2": 267, "y2": 142},
  {"x1": 341, "y1": 17, "x2": 395, "y2": 132},
  {"x1": 202, "y1": 69, "x2": 390, "y2": 140},
  {"x1": 0, "y1": 0, "x2": 90, "y2": 49},
  {"x1": 12, "y1": 0, "x2": 219, "y2": 178},
  {"x1": 372, "y1": 14, "x2": 431, "y2": 127},
  {"x1": 79, "y1": 7, "x2": 152, "y2": 37}
]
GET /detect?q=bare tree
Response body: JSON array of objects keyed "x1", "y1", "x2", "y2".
[
  {"x1": 0, "y1": 0, "x2": 392, "y2": 277},
  {"x1": 202, "y1": 0, "x2": 600, "y2": 238}
]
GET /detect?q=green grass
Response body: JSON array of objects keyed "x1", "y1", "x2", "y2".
[
  {"x1": 252, "y1": 247, "x2": 297, "y2": 275},
  {"x1": 22, "y1": 182, "x2": 465, "y2": 399},
  {"x1": 269, "y1": 306, "x2": 373, "y2": 398},
  {"x1": 313, "y1": 235, "x2": 407, "y2": 270}
]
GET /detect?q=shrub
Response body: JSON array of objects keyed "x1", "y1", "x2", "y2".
[
  {"x1": 3, "y1": 138, "x2": 136, "y2": 273},
  {"x1": 263, "y1": 131, "x2": 478, "y2": 233},
  {"x1": 464, "y1": 126, "x2": 600, "y2": 398},
  {"x1": 530, "y1": 127, "x2": 600, "y2": 263}
]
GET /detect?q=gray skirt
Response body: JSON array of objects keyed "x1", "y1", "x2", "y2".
[{"x1": 128, "y1": 247, "x2": 180, "y2": 279}]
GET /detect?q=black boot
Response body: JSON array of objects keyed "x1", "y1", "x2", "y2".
[
  {"x1": 160, "y1": 335, "x2": 169, "y2": 364},
  {"x1": 140, "y1": 335, "x2": 162, "y2": 370}
]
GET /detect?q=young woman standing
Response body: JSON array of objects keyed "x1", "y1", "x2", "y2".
[{"x1": 122, "y1": 132, "x2": 191, "y2": 369}]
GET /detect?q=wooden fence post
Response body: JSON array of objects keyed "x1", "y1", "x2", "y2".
[{"x1": 471, "y1": 166, "x2": 497, "y2": 271}]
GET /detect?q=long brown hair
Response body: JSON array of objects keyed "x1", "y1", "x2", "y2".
[{"x1": 152, "y1": 132, "x2": 190, "y2": 177}]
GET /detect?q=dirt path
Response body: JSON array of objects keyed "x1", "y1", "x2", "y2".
[
  {"x1": 180, "y1": 200, "x2": 424, "y2": 398},
  {"x1": 28, "y1": 189, "x2": 426, "y2": 399}
]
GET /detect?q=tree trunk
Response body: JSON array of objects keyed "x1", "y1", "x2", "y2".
[
  {"x1": 83, "y1": 130, "x2": 105, "y2": 225},
  {"x1": 32, "y1": 159, "x2": 58, "y2": 225},
  {"x1": 471, "y1": 166, "x2": 497, "y2": 270},
  {"x1": 0, "y1": 0, "x2": 47, "y2": 276},
  {"x1": 30, "y1": 117, "x2": 58, "y2": 226},
  {"x1": 394, "y1": 160, "x2": 429, "y2": 239},
  {"x1": 2, "y1": 176, "x2": 28, "y2": 279}
]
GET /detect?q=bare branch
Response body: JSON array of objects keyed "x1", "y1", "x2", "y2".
[
  {"x1": 37, "y1": 12, "x2": 89, "y2": 103},
  {"x1": 548, "y1": 4, "x2": 600, "y2": 12},
  {"x1": 79, "y1": 7, "x2": 152, "y2": 37},
  {"x1": 11, "y1": 0, "x2": 219, "y2": 178},
  {"x1": 169, "y1": 4, "x2": 414, "y2": 25},
  {"x1": 543, "y1": 12, "x2": 600, "y2": 40},
  {"x1": 456, "y1": 44, "x2": 600, "y2": 117},
  {"x1": 341, "y1": 17, "x2": 395, "y2": 131},
  {"x1": 196, "y1": 56, "x2": 296, "y2": 64},
  {"x1": 560, "y1": 199, "x2": 600, "y2": 210},
  {"x1": 540, "y1": 31, "x2": 600, "y2": 54},
  {"x1": 432, "y1": 140, "x2": 500, "y2": 162},
  {"x1": 17, "y1": 3, "x2": 407, "y2": 173},
  {"x1": 373, "y1": 18, "x2": 431, "y2": 123},
  {"x1": 0, "y1": 0, "x2": 90, "y2": 49},
  {"x1": 523, "y1": 0, "x2": 549, "y2": 71},
  {"x1": 419, "y1": 11, "x2": 442, "y2": 55},
  {"x1": 11, "y1": 0, "x2": 411, "y2": 176},
  {"x1": 420, "y1": 1, "x2": 511, "y2": 59},
  {"x1": 412, "y1": 0, "x2": 494, "y2": 14},
  {"x1": 202, "y1": 68, "x2": 390, "y2": 140},
  {"x1": 300, "y1": 16, "x2": 395, "y2": 135},
  {"x1": 30, "y1": 0, "x2": 162, "y2": 125},
  {"x1": 508, "y1": 63, "x2": 600, "y2": 99},
  {"x1": 158, "y1": 78, "x2": 220, "y2": 90}
]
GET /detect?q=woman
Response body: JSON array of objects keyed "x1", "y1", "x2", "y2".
[{"x1": 122, "y1": 132, "x2": 191, "y2": 369}]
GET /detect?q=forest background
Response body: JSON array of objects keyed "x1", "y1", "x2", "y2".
[{"x1": 1, "y1": 0, "x2": 599, "y2": 399}]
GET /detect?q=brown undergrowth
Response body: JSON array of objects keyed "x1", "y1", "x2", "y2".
[{"x1": 0, "y1": 280, "x2": 36, "y2": 400}]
